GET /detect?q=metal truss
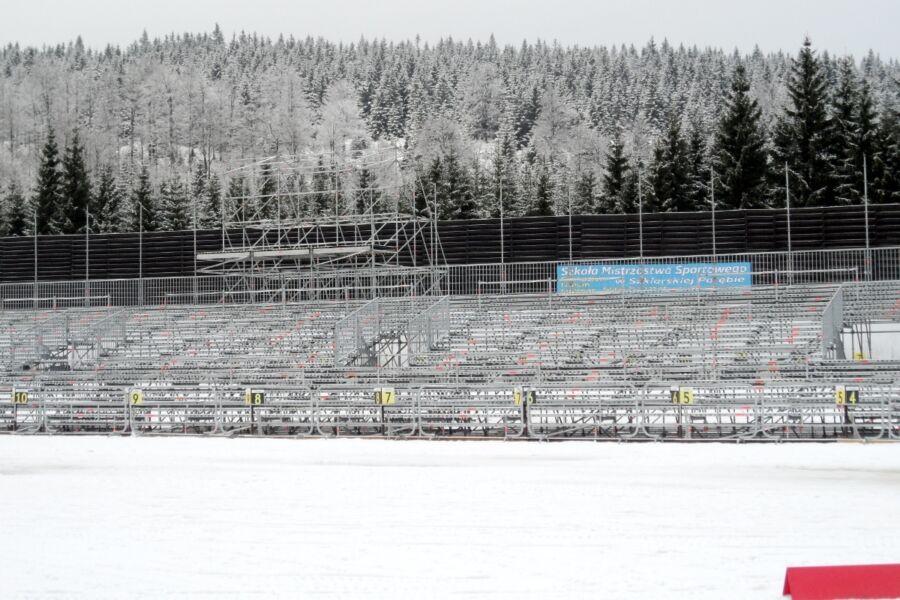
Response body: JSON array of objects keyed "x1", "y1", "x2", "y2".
[{"x1": 197, "y1": 150, "x2": 445, "y2": 299}]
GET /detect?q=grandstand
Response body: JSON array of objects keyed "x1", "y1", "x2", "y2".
[
  {"x1": 1, "y1": 155, "x2": 899, "y2": 441},
  {"x1": 1, "y1": 253, "x2": 898, "y2": 441}
]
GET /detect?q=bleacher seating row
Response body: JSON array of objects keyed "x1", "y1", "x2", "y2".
[{"x1": 2, "y1": 281, "x2": 899, "y2": 440}]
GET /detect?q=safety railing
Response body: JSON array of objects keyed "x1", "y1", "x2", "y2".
[
  {"x1": 333, "y1": 298, "x2": 382, "y2": 367},
  {"x1": 2, "y1": 383, "x2": 897, "y2": 441},
  {"x1": 821, "y1": 287, "x2": 845, "y2": 359},
  {"x1": 406, "y1": 296, "x2": 451, "y2": 363}
]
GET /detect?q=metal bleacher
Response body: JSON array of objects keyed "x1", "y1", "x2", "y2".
[{"x1": 1, "y1": 271, "x2": 899, "y2": 441}]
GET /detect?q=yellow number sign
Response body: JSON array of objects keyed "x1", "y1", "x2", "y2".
[
  {"x1": 375, "y1": 388, "x2": 396, "y2": 405},
  {"x1": 835, "y1": 385, "x2": 846, "y2": 405},
  {"x1": 244, "y1": 390, "x2": 265, "y2": 405},
  {"x1": 13, "y1": 390, "x2": 29, "y2": 404},
  {"x1": 672, "y1": 387, "x2": 694, "y2": 405},
  {"x1": 129, "y1": 389, "x2": 143, "y2": 405},
  {"x1": 836, "y1": 386, "x2": 860, "y2": 405},
  {"x1": 513, "y1": 388, "x2": 536, "y2": 406}
]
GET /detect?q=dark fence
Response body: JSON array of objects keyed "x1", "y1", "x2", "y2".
[{"x1": 1, "y1": 204, "x2": 899, "y2": 283}]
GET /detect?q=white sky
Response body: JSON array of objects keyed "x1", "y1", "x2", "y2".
[{"x1": 1, "y1": 0, "x2": 897, "y2": 59}]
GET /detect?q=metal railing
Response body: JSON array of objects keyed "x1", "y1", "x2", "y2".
[
  {"x1": 2, "y1": 383, "x2": 897, "y2": 441},
  {"x1": 332, "y1": 296, "x2": 448, "y2": 367},
  {"x1": 333, "y1": 298, "x2": 382, "y2": 367},
  {"x1": 447, "y1": 247, "x2": 894, "y2": 295},
  {"x1": 0, "y1": 247, "x2": 896, "y2": 310},
  {"x1": 0, "y1": 267, "x2": 446, "y2": 310},
  {"x1": 406, "y1": 296, "x2": 451, "y2": 363},
  {"x1": 821, "y1": 287, "x2": 845, "y2": 359}
]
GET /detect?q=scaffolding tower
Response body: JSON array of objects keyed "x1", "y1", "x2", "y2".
[{"x1": 197, "y1": 147, "x2": 446, "y2": 300}]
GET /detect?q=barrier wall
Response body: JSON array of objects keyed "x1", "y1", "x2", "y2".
[{"x1": 1, "y1": 203, "x2": 899, "y2": 282}]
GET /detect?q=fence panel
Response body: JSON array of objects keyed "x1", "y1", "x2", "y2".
[{"x1": 1, "y1": 247, "x2": 898, "y2": 308}]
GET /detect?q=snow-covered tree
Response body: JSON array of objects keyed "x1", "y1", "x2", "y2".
[{"x1": 712, "y1": 64, "x2": 768, "y2": 209}]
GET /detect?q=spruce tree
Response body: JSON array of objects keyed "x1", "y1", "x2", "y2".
[
  {"x1": 3, "y1": 182, "x2": 28, "y2": 236},
  {"x1": 0, "y1": 185, "x2": 6, "y2": 236},
  {"x1": 130, "y1": 166, "x2": 157, "y2": 232},
  {"x1": 686, "y1": 126, "x2": 708, "y2": 209},
  {"x1": 190, "y1": 163, "x2": 207, "y2": 221},
  {"x1": 856, "y1": 79, "x2": 878, "y2": 192},
  {"x1": 442, "y1": 149, "x2": 476, "y2": 220},
  {"x1": 91, "y1": 165, "x2": 123, "y2": 233},
  {"x1": 621, "y1": 161, "x2": 644, "y2": 215},
  {"x1": 601, "y1": 132, "x2": 631, "y2": 213},
  {"x1": 469, "y1": 159, "x2": 493, "y2": 218},
  {"x1": 651, "y1": 118, "x2": 691, "y2": 212},
  {"x1": 204, "y1": 173, "x2": 223, "y2": 228},
  {"x1": 526, "y1": 160, "x2": 554, "y2": 216},
  {"x1": 713, "y1": 64, "x2": 768, "y2": 209},
  {"x1": 227, "y1": 176, "x2": 247, "y2": 223},
  {"x1": 872, "y1": 106, "x2": 900, "y2": 203},
  {"x1": 61, "y1": 129, "x2": 91, "y2": 233},
  {"x1": 489, "y1": 144, "x2": 517, "y2": 218},
  {"x1": 515, "y1": 85, "x2": 541, "y2": 149},
  {"x1": 33, "y1": 128, "x2": 63, "y2": 234},
  {"x1": 354, "y1": 167, "x2": 380, "y2": 214},
  {"x1": 257, "y1": 161, "x2": 276, "y2": 220},
  {"x1": 574, "y1": 171, "x2": 597, "y2": 214},
  {"x1": 160, "y1": 177, "x2": 189, "y2": 230},
  {"x1": 831, "y1": 58, "x2": 862, "y2": 204},
  {"x1": 310, "y1": 156, "x2": 331, "y2": 216},
  {"x1": 423, "y1": 156, "x2": 443, "y2": 216},
  {"x1": 770, "y1": 38, "x2": 836, "y2": 207}
]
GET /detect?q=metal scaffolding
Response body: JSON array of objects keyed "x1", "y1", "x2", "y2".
[{"x1": 197, "y1": 148, "x2": 445, "y2": 299}]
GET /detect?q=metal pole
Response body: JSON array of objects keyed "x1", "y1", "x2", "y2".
[
  {"x1": 85, "y1": 201, "x2": 90, "y2": 307},
  {"x1": 499, "y1": 178, "x2": 506, "y2": 293},
  {"x1": 637, "y1": 167, "x2": 644, "y2": 260},
  {"x1": 139, "y1": 200, "x2": 144, "y2": 304},
  {"x1": 193, "y1": 195, "x2": 198, "y2": 302},
  {"x1": 710, "y1": 167, "x2": 716, "y2": 261},
  {"x1": 85, "y1": 202, "x2": 90, "y2": 281},
  {"x1": 863, "y1": 153, "x2": 871, "y2": 281},
  {"x1": 638, "y1": 165, "x2": 644, "y2": 289},
  {"x1": 785, "y1": 162, "x2": 792, "y2": 284},
  {"x1": 499, "y1": 179, "x2": 505, "y2": 266},
  {"x1": 567, "y1": 182, "x2": 573, "y2": 263},
  {"x1": 33, "y1": 205, "x2": 37, "y2": 308},
  {"x1": 371, "y1": 193, "x2": 376, "y2": 299},
  {"x1": 432, "y1": 183, "x2": 438, "y2": 295}
]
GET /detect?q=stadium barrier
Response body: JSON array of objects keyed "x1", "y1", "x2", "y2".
[{"x1": 2, "y1": 383, "x2": 898, "y2": 441}]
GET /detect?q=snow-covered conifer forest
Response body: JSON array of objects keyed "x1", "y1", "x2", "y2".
[{"x1": 0, "y1": 27, "x2": 899, "y2": 235}]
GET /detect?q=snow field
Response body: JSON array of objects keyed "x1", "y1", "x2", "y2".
[{"x1": 0, "y1": 437, "x2": 898, "y2": 599}]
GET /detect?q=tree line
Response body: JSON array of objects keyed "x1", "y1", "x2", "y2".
[{"x1": 0, "y1": 31, "x2": 898, "y2": 235}]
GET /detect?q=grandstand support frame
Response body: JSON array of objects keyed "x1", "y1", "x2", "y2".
[{"x1": 197, "y1": 150, "x2": 446, "y2": 299}]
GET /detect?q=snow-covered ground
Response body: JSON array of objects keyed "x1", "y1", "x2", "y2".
[{"x1": 0, "y1": 438, "x2": 897, "y2": 599}]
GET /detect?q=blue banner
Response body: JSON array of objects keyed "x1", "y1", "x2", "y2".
[{"x1": 556, "y1": 262, "x2": 752, "y2": 293}]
